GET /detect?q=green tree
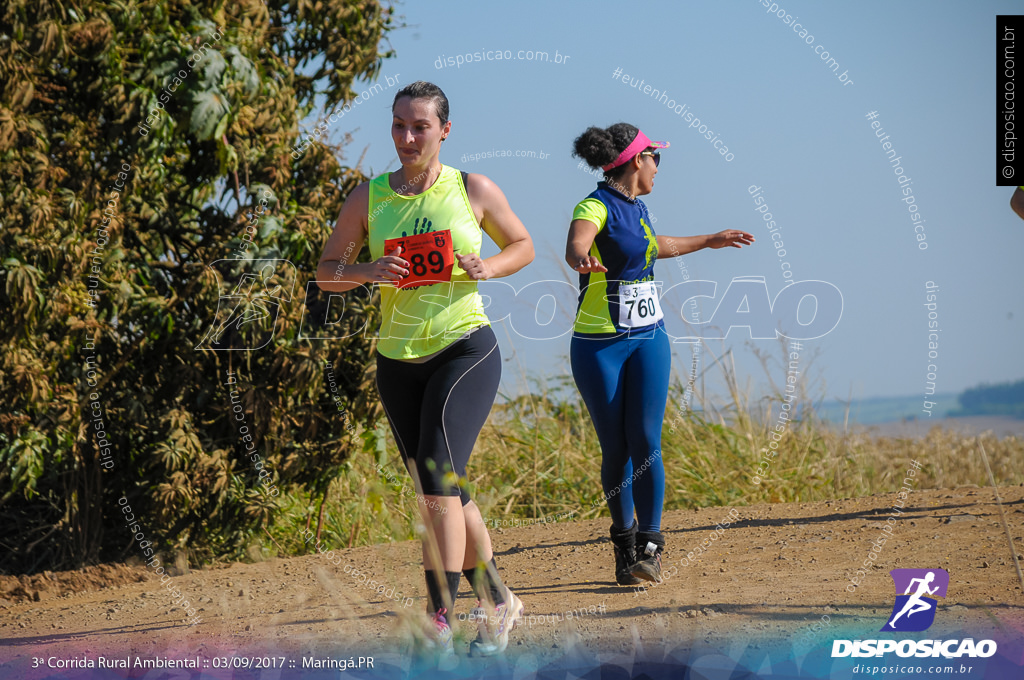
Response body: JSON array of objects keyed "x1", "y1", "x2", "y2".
[
  {"x1": 0, "y1": 0, "x2": 394, "y2": 572},
  {"x1": 950, "y1": 379, "x2": 1024, "y2": 418}
]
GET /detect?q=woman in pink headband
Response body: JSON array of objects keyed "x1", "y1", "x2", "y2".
[{"x1": 566, "y1": 123, "x2": 754, "y2": 585}]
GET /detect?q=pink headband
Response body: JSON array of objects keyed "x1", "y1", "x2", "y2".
[{"x1": 601, "y1": 130, "x2": 669, "y2": 171}]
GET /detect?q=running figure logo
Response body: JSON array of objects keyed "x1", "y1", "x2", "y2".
[
  {"x1": 881, "y1": 568, "x2": 949, "y2": 632},
  {"x1": 196, "y1": 260, "x2": 296, "y2": 351},
  {"x1": 640, "y1": 216, "x2": 658, "y2": 269}
]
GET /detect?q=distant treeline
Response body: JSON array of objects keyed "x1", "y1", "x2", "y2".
[{"x1": 948, "y1": 379, "x2": 1024, "y2": 418}]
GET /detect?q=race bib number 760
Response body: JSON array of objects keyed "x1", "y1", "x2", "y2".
[{"x1": 618, "y1": 281, "x2": 664, "y2": 328}]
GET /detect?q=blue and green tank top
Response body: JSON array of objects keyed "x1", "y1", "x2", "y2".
[{"x1": 572, "y1": 182, "x2": 662, "y2": 334}]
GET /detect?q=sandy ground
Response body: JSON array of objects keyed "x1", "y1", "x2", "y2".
[{"x1": 1, "y1": 486, "x2": 1023, "y2": 678}]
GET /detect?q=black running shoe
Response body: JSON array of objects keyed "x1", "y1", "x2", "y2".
[
  {"x1": 610, "y1": 522, "x2": 642, "y2": 586},
  {"x1": 631, "y1": 531, "x2": 665, "y2": 583}
]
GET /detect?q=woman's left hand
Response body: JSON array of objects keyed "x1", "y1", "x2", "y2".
[
  {"x1": 456, "y1": 252, "x2": 492, "y2": 280},
  {"x1": 707, "y1": 230, "x2": 755, "y2": 249}
]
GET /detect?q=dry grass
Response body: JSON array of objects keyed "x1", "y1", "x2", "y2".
[{"x1": 269, "y1": 343, "x2": 1024, "y2": 554}]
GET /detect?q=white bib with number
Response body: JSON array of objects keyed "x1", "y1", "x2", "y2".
[{"x1": 617, "y1": 281, "x2": 663, "y2": 328}]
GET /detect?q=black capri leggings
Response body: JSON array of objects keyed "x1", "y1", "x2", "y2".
[{"x1": 375, "y1": 325, "x2": 501, "y2": 501}]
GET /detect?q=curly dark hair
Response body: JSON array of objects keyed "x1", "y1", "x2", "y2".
[{"x1": 572, "y1": 123, "x2": 640, "y2": 179}]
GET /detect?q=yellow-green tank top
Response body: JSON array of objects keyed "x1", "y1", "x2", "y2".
[{"x1": 367, "y1": 165, "x2": 490, "y2": 360}]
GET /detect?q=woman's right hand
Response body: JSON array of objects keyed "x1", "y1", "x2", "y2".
[
  {"x1": 361, "y1": 245, "x2": 409, "y2": 283},
  {"x1": 572, "y1": 255, "x2": 608, "y2": 274}
]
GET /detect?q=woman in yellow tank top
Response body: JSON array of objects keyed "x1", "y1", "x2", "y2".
[{"x1": 317, "y1": 81, "x2": 533, "y2": 662}]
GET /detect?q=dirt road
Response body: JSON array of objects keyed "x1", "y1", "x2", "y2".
[{"x1": 2, "y1": 486, "x2": 1023, "y2": 678}]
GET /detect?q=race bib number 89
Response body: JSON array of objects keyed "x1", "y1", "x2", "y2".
[
  {"x1": 384, "y1": 229, "x2": 454, "y2": 289},
  {"x1": 618, "y1": 281, "x2": 664, "y2": 328}
]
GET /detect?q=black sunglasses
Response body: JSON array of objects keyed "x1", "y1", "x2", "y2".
[{"x1": 640, "y1": 151, "x2": 661, "y2": 167}]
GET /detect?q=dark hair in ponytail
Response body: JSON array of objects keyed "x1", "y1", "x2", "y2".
[
  {"x1": 392, "y1": 81, "x2": 450, "y2": 125},
  {"x1": 572, "y1": 123, "x2": 639, "y2": 179}
]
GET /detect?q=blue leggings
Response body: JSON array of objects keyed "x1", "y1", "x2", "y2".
[{"x1": 570, "y1": 326, "x2": 670, "y2": 533}]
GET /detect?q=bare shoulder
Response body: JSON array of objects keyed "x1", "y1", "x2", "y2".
[
  {"x1": 331, "y1": 180, "x2": 373, "y2": 240},
  {"x1": 336, "y1": 180, "x2": 372, "y2": 225},
  {"x1": 345, "y1": 180, "x2": 372, "y2": 208},
  {"x1": 463, "y1": 172, "x2": 505, "y2": 201}
]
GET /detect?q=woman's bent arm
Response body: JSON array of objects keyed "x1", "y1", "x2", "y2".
[
  {"x1": 462, "y1": 173, "x2": 534, "y2": 280},
  {"x1": 316, "y1": 183, "x2": 410, "y2": 291},
  {"x1": 565, "y1": 219, "x2": 608, "y2": 273}
]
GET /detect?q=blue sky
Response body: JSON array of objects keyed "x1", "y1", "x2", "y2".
[{"x1": 305, "y1": 0, "x2": 1024, "y2": 406}]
